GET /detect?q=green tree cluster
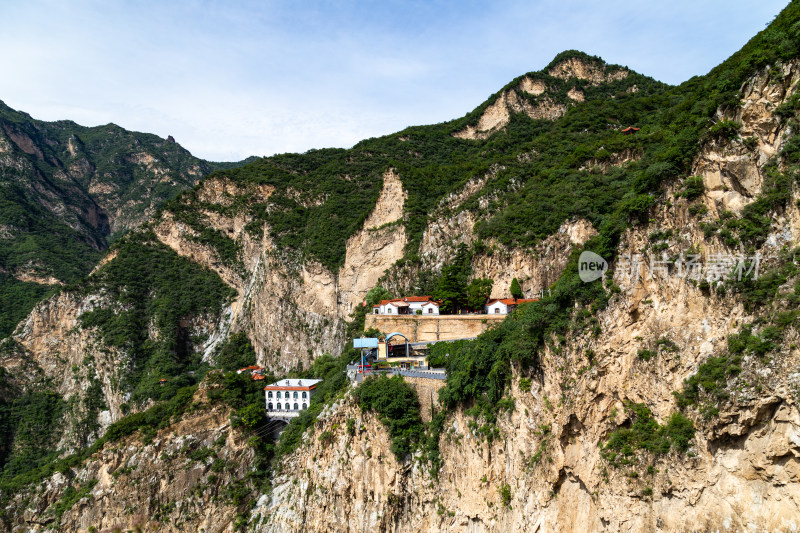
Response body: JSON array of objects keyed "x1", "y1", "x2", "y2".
[
  {"x1": 354, "y1": 375, "x2": 424, "y2": 458},
  {"x1": 78, "y1": 231, "x2": 236, "y2": 404}
]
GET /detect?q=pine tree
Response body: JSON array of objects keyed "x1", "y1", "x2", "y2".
[{"x1": 510, "y1": 278, "x2": 523, "y2": 299}]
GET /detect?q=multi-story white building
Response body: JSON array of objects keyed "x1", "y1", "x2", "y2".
[
  {"x1": 372, "y1": 296, "x2": 440, "y2": 315},
  {"x1": 264, "y1": 379, "x2": 322, "y2": 418}
]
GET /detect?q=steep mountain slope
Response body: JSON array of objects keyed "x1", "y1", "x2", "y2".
[
  {"x1": 0, "y1": 101, "x2": 253, "y2": 337},
  {"x1": 3, "y1": 2, "x2": 800, "y2": 531}
]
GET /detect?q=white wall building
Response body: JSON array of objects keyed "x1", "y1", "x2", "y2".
[
  {"x1": 373, "y1": 296, "x2": 440, "y2": 315},
  {"x1": 485, "y1": 298, "x2": 538, "y2": 315},
  {"x1": 420, "y1": 301, "x2": 440, "y2": 315},
  {"x1": 265, "y1": 379, "x2": 322, "y2": 418}
]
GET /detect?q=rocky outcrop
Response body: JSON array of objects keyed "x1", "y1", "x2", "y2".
[
  {"x1": 148, "y1": 171, "x2": 408, "y2": 370},
  {"x1": 5, "y1": 292, "x2": 126, "y2": 450},
  {"x1": 548, "y1": 57, "x2": 629, "y2": 85},
  {"x1": 337, "y1": 169, "x2": 408, "y2": 315},
  {"x1": 3, "y1": 384, "x2": 253, "y2": 533},
  {"x1": 453, "y1": 57, "x2": 630, "y2": 140},
  {"x1": 6, "y1": 51, "x2": 800, "y2": 533},
  {"x1": 419, "y1": 165, "x2": 596, "y2": 297},
  {"x1": 473, "y1": 219, "x2": 597, "y2": 298},
  {"x1": 250, "y1": 63, "x2": 800, "y2": 532},
  {"x1": 259, "y1": 354, "x2": 799, "y2": 533},
  {"x1": 454, "y1": 89, "x2": 567, "y2": 140},
  {"x1": 695, "y1": 60, "x2": 800, "y2": 215},
  {"x1": 257, "y1": 174, "x2": 800, "y2": 533}
]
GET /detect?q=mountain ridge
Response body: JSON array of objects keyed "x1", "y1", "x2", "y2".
[
  {"x1": 3, "y1": 2, "x2": 800, "y2": 529},
  {"x1": 0, "y1": 100, "x2": 253, "y2": 337}
]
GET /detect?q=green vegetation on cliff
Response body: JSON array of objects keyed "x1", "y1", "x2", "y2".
[
  {"x1": 354, "y1": 375, "x2": 424, "y2": 458},
  {"x1": 421, "y1": 0, "x2": 800, "y2": 435},
  {"x1": 78, "y1": 231, "x2": 236, "y2": 404},
  {"x1": 0, "y1": 100, "x2": 251, "y2": 339},
  {"x1": 3, "y1": 1, "x2": 800, "y2": 511}
]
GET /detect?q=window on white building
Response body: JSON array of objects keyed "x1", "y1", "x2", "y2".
[
  {"x1": 302, "y1": 403, "x2": 308, "y2": 409},
  {"x1": 293, "y1": 403, "x2": 299, "y2": 410},
  {"x1": 277, "y1": 403, "x2": 282, "y2": 410},
  {"x1": 427, "y1": 308, "x2": 433, "y2": 313},
  {"x1": 494, "y1": 308, "x2": 500, "y2": 314},
  {"x1": 268, "y1": 403, "x2": 273, "y2": 409},
  {"x1": 293, "y1": 391, "x2": 298, "y2": 399},
  {"x1": 302, "y1": 391, "x2": 307, "y2": 398},
  {"x1": 268, "y1": 391, "x2": 273, "y2": 398}
]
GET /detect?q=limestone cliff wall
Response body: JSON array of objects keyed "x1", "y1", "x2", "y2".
[
  {"x1": 364, "y1": 314, "x2": 505, "y2": 342},
  {"x1": 7, "y1": 292, "x2": 127, "y2": 450},
  {"x1": 401, "y1": 376, "x2": 445, "y2": 423},
  {"x1": 2, "y1": 382, "x2": 253, "y2": 533},
  {"x1": 145, "y1": 170, "x2": 407, "y2": 371},
  {"x1": 5, "y1": 59, "x2": 800, "y2": 533},
  {"x1": 251, "y1": 63, "x2": 800, "y2": 532}
]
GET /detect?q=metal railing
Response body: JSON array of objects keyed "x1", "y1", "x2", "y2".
[{"x1": 349, "y1": 367, "x2": 447, "y2": 382}]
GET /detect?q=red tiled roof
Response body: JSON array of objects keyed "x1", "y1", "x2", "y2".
[
  {"x1": 401, "y1": 295, "x2": 433, "y2": 302},
  {"x1": 488, "y1": 298, "x2": 539, "y2": 306},
  {"x1": 252, "y1": 375, "x2": 266, "y2": 380},
  {"x1": 378, "y1": 296, "x2": 435, "y2": 306},
  {"x1": 621, "y1": 126, "x2": 640, "y2": 133}
]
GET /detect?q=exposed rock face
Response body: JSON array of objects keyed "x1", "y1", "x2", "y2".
[
  {"x1": 9, "y1": 292, "x2": 127, "y2": 449},
  {"x1": 6, "y1": 54, "x2": 800, "y2": 533},
  {"x1": 249, "y1": 64, "x2": 800, "y2": 532},
  {"x1": 147, "y1": 171, "x2": 407, "y2": 370},
  {"x1": 453, "y1": 57, "x2": 632, "y2": 140},
  {"x1": 519, "y1": 76, "x2": 547, "y2": 96},
  {"x1": 0, "y1": 100, "x2": 237, "y2": 287},
  {"x1": 337, "y1": 169, "x2": 408, "y2": 315},
  {"x1": 579, "y1": 147, "x2": 641, "y2": 173},
  {"x1": 419, "y1": 166, "x2": 596, "y2": 297},
  {"x1": 255, "y1": 148, "x2": 800, "y2": 533},
  {"x1": 567, "y1": 87, "x2": 585, "y2": 102},
  {"x1": 3, "y1": 385, "x2": 254, "y2": 533},
  {"x1": 695, "y1": 60, "x2": 800, "y2": 216},
  {"x1": 548, "y1": 57, "x2": 629, "y2": 84},
  {"x1": 472, "y1": 219, "x2": 597, "y2": 298},
  {"x1": 259, "y1": 366, "x2": 799, "y2": 533},
  {"x1": 454, "y1": 89, "x2": 567, "y2": 140}
]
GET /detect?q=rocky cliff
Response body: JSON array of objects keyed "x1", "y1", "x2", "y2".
[
  {"x1": 4, "y1": 7, "x2": 800, "y2": 530},
  {"x1": 253, "y1": 59, "x2": 800, "y2": 533},
  {"x1": 2, "y1": 380, "x2": 255, "y2": 533},
  {"x1": 0, "y1": 100, "x2": 251, "y2": 339}
]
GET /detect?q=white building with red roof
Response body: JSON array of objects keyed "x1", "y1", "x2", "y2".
[
  {"x1": 265, "y1": 379, "x2": 322, "y2": 418},
  {"x1": 485, "y1": 298, "x2": 538, "y2": 315},
  {"x1": 372, "y1": 296, "x2": 440, "y2": 315}
]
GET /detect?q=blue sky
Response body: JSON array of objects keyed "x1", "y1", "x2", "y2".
[{"x1": 0, "y1": 1, "x2": 789, "y2": 161}]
